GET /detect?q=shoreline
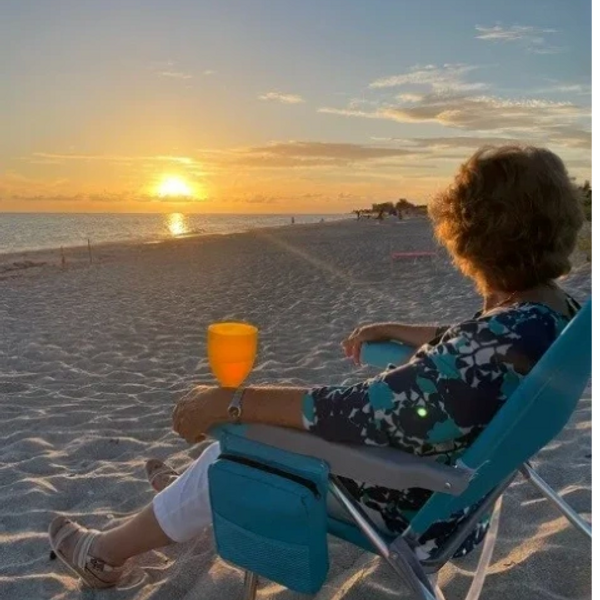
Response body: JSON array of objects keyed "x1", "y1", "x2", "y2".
[
  {"x1": 2, "y1": 214, "x2": 591, "y2": 284},
  {"x1": 0, "y1": 217, "x2": 354, "y2": 280},
  {"x1": 0, "y1": 213, "x2": 350, "y2": 257}
]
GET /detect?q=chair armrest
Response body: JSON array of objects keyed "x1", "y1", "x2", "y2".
[
  {"x1": 234, "y1": 424, "x2": 473, "y2": 496},
  {"x1": 360, "y1": 341, "x2": 415, "y2": 369}
]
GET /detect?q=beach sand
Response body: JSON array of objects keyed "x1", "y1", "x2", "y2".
[{"x1": 0, "y1": 218, "x2": 591, "y2": 599}]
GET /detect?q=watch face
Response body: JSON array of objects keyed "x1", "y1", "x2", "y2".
[{"x1": 228, "y1": 406, "x2": 241, "y2": 418}]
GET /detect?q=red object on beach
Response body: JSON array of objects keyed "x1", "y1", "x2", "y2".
[{"x1": 391, "y1": 251, "x2": 435, "y2": 260}]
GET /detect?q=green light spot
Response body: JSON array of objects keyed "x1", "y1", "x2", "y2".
[{"x1": 416, "y1": 407, "x2": 428, "y2": 418}]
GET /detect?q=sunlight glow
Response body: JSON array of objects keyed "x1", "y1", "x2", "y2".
[
  {"x1": 167, "y1": 213, "x2": 189, "y2": 237},
  {"x1": 157, "y1": 176, "x2": 193, "y2": 198}
]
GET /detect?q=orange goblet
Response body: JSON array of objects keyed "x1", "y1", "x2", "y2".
[{"x1": 207, "y1": 322, "x2": 258, "y2": 387}]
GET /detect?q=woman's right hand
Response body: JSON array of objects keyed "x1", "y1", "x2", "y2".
[{"x1": 342, "y1": 324, "x2": 388, "y2": 365}]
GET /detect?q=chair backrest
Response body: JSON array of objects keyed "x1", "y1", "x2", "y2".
[{"x1": 408, "y1": 298, "x2": 592, "y2": 536}]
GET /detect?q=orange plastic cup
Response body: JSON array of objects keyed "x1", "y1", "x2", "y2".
[{"x1": 207, "y1": 322, "x2": 258, "y2": 387}]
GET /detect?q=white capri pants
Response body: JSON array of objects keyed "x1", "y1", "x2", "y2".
[
  {"x1": 152, "y1": 442, "x2": 387, "y2": 542},
  {"x1": 153, "y1": 442, "x2": 223, "y2": 542}
]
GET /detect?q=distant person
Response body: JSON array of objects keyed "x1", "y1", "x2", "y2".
[
  {"x1": 49, "y1": 146, "x2": 583, "y2": 588},
  {"x1": 291, "y1": 216, "x2": 295, "y2": 224}
]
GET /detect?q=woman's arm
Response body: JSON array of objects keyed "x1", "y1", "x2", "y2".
[
  {"x1": 174, "y1": 320, "x2": 511, "y2": 451},
  {"x1": 369, "y1": 323, "x2": 449, "y2": 347},
  {"x1": 343, "y1": 322, "x2": 449, "y2": 364},
  {"x1": 172, "y1": 325, "x2": 452, "y2": 444},
  {"x1": 173, "y1": 347, "x2": 470, "y2": 449},
  {"x1": 172, "y1": 385, "x2": 308, "y2": 443}
]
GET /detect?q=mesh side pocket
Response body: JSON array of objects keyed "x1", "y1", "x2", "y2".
[
  {"x1": 209, "y1": 455, "x2": 329, "y2": 594},
  {"x1": 213, "y1": 512, "x2": 313, "y2": 593}
]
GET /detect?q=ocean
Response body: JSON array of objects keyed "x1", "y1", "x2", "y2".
[{"x1": 0, "y1": 213, "x2": 348, "y2": 254}]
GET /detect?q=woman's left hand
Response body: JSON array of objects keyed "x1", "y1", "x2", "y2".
[{"x1": 172, "y1": 386, "x2": 230, "y2": 444}]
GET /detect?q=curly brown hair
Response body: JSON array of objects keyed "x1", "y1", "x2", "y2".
[{"x1": 428, "y1": 145, "x2": 585, "y2": 292}]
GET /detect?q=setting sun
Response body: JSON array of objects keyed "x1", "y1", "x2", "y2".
[{"x1": 157, "y1": 176, "x2": 193, "y2": 198}]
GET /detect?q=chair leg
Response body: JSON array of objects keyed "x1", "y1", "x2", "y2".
[
  {"x1": 429, "y1": 573, "x2": 447, "y2": 600},
  {"x1": 463, "y1": 495, "x2": 503, "y2": 600},
  {"x1": 329, "y1": 476, "x2": 437, "y2": 600},
  {"x1": 241, "y1": 571, "x2": 258, "y2": 600},
  {"x1": 520, "y1": 463, "x2": 592, "y2": 539}
]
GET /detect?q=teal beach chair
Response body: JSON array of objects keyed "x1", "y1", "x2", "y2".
[{"x1": 208, "y1": 298, "x2": 591, "y2": 600}]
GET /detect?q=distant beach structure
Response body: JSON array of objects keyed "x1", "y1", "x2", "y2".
[{"x1": 351, "y1": 199, "x2": 428, "y2": 221}]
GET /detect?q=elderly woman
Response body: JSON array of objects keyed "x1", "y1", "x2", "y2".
[{"x1": 49, "y1": 146, "x2": 584, "y2": 588}]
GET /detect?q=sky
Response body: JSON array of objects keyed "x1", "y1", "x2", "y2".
[{"x1": 0, "y1": 0, "x2": 591, "y2": 213}]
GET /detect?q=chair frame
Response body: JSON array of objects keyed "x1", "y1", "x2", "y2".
[
  {"x1": 226, "y1": 298, "x2": 592, "y2": 599},
  {"x1": 239, "y1": 462, "x2": 590, "y2": 600}
]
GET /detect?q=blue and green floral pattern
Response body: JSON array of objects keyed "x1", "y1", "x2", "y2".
[{"x1": 302, "y1": 300, "x2": 578, "y2": 559}]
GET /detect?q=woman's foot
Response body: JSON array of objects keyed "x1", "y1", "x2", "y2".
[
  {"x1": 48, "y1": 516, "x2": 126, "y2": 589},
  {"x1": 145, "y1": 459, "x2": 179, "y2": 492}
]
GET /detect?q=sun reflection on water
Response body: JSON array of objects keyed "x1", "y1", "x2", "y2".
[{"x1": 167, "y1": 213, "x2": 189, "y2": 237}]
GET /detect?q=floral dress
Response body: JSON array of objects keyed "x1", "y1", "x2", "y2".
[{"x1": 302, "y1": 299, "x2": 579, "y2": 559}]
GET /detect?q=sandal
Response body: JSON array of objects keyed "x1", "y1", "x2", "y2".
[
  {"x1": 145, "y1": 459, "x2": 179, "y2": 492},
  {"x1": 48, "y1": 516, "x2": 125, "y2": 589}
]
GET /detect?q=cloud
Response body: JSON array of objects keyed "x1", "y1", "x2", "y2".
[
  {"x1": 475, "y1": 24, "x2": 556, "y2": 42},
  {"x1": 258, "y1": 92, "x2": 305, "y2": 104},
  {"x1": 475, "y1": 25, "x2": 564, "y2": 54},
  {"x1": 371, "y1": 135, "x2": 528, "y2": 149},
  {"x1": 18, "y1": 143, "x2": 425, "y2": 181},
  {"x1": 538, "y1": 125, "x2": 591, "y2": 150},
  {"x1": 396, "y1": 93, "x2": 424, "y2": 103},
  {"x1": 318, "y1": 107, "x2": 379, "y2": 119},
  {"x1": 319, "y1": 86, "x2": 590, "y2": 150},
  {"x1": 321, "y1": 63, "x2": 590, "y2": 152},
  {"x1": 0, "y1": 170, "x2": 71, "y2": 197},
  {"x1": 28, "y1": 153, "x2": 197, "y2": 165},
  {"x1": 229, "y1": 141, "x2": 420, "y2": 168},
  {"x1": 193, "y1": 191, "x2": 367, "y2": 206},
  {"x1": 150, "y1": 60, "x2": 199, "y2": 80},
  {"x1": 530, "y1": 46, "x2": 564, "y2": 55},
  {"x1": 242, "y1": 141, "x2": 416, "y2": 160},
  {"x1": 366, "y1": 136, "x2": 590, "y2": 184},
  {"x1": 369, "y1": 64, "x2": 487, "y2": 92},
  {"x1": 380, "y1": 94, "x2": 585, "y2": 130},
  {"x1": 236, "y1": 194, "x2": 280, "y2": 204},
  {"x1": 203, "y1": 70, "x2": 216, "y2": 76},
  {"x1": 532, "y1": 83, "x2": 592, "y2": 96},
  {"x1": 6, "y1": 191, "x2": 207, "y2": 205},
  {"x1": 566, "y1": 158, "x2": 592, "y2": 171},
  {"x1": 159, "y1": 71, "x2": 193, "y2": 80}
]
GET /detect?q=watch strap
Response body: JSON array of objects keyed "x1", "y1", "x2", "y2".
[{"x1": 228, "y1": 387, "x2": 245, "y2": 422}]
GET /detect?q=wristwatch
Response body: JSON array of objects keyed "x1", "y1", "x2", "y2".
[{"x1": 228, "y1": 387, "x2": 246, "y2": 422}]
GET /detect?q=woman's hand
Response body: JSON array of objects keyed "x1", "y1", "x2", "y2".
[
  {"x1": 172, "y1": 386, "x2": 230, "y2": 444},
  {"x1": 342, "y1": 324, "x2": 389, "y2": 365}
]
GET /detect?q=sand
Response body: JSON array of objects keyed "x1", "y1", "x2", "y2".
[{"x1": 0, "y1": 218, "x2": 591, "y2": 599}]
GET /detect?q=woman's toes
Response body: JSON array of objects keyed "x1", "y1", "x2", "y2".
[
  {"x1": 145, "y1": 459, "x2": 163, "y2": 476},
  {"x1": 144, "y1": 459, "x2": 178, "y2": 492}
]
